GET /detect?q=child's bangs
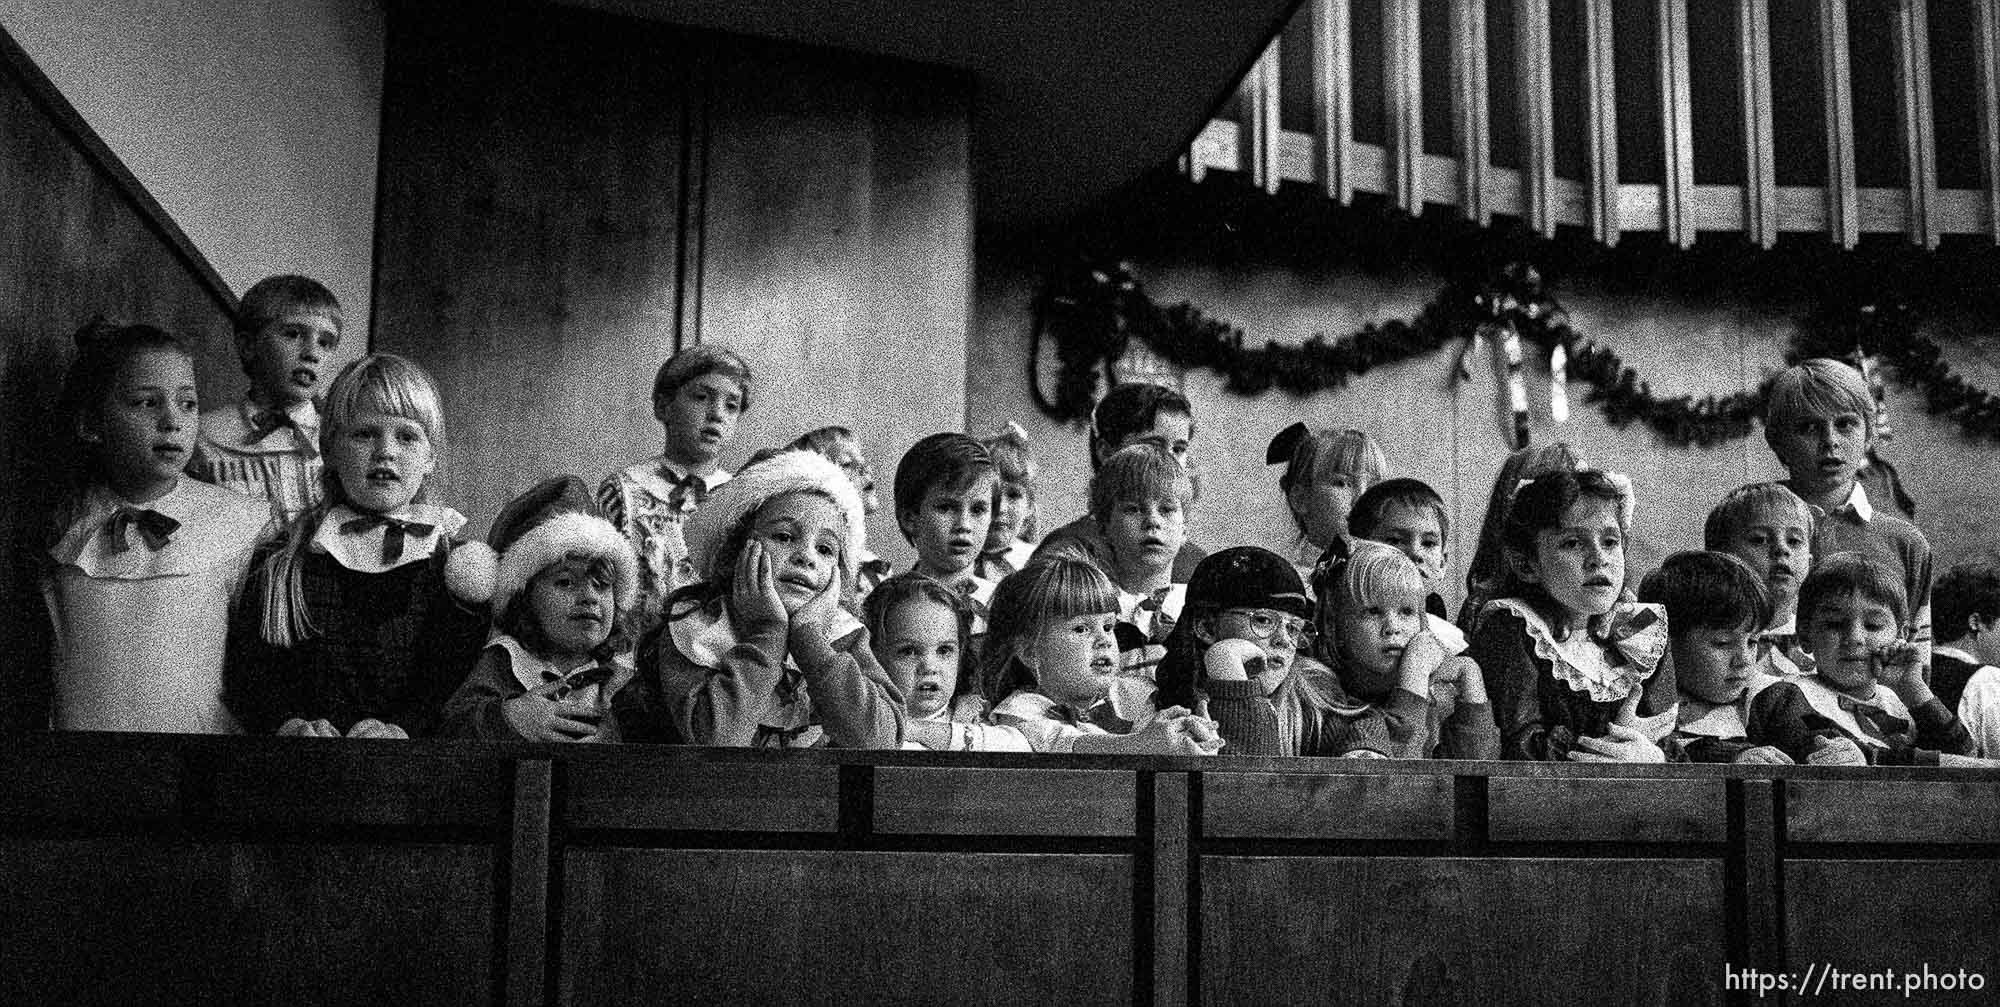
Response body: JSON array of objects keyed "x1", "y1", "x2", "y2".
[
  {"x1": 1339, "y1": 541, "x2": 1425, "y2": 611},
  {"x1": 328, "y1": 357, "x2": 445, "y2": 443},
  {"x1": 1091, "y1": 448, "x2": 1192, "y2": 519},
  {"x1": 987, "y1": 441, "x2": 1037, "y2": 486},
  {"x1": 1312, "y1": 430, "x2": 1386, "y2": 487},
  {"x1": 1704, "y1": 482, "x2": 1815, "y2": 549},
  {"x1": 1769, "y1": 361, "x2": 1872, "y2": 428},
  {"x1": 1020, "y1": 559, "x2": 1120, "y2": 621}
]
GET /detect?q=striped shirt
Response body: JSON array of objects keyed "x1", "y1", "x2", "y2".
[{"x1": 192, "y1": 397, "x2": 322, "y2": 528}]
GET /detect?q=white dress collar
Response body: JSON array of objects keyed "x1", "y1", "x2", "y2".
[
  {"x1": 667, "y1": 597, "x2": 864, "y2": 669},
  {"x1": 1788, "y1": 674, "x2": 1909, "y2": 749},
  {"x1": 622, "y1": 455, "x2": 731, "y2": 503},
  {"x1": 489, "y1": 634, "x2": 635, "y2": 692},
  {"x1": 1483, "y1": 597, "x2": 1670, "y2": 703},
  {"x1": 313, "y1": 503, "x2": 466, "y2": 573},
  {"x1": 50, "y1": 480, "x2": 270, "y2": 579}
]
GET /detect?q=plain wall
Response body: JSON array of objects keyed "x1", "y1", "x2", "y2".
[{"x1": 0, "y1": 0, "x2": 382, "y2": 367}]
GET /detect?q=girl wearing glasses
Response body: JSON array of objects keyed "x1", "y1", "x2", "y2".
[{"x1": 1158, "y1": 543, "x2": 1496, "y2": 758}]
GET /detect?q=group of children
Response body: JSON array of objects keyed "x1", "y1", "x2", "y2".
[{"x1": 38, "y1": 275, "x2": 2000, "y2": 767}]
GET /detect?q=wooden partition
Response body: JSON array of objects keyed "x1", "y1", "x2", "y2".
[
  {"x1": 371, "y1": 3, "x2": 974, "y2": 555},
  {"x1": 0, "y1": 27, "x2": 239, "y2": 734},
  {"x1": 4, "y1": 735, "x2": 1996, "y2": 1006}
]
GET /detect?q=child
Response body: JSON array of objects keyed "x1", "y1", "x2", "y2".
[
  {"x1": 1764, "y1": 358, "x2": 1934, "y2": 658},
  {"x1": 439, "y1": 476, "x2": 639, "y2": 742},
  {"x1": 224, "y1": 354, "x2": 488, "y2": 738},
  {"x1": 1458, "y1": 442, "x2": 1581, "y2": 626},
  {"x1": 191, "y1": 275, "x2": 342, "y2": 527},
  {"x1": 1748, "y1": 552, "x2": 1989, "y2": 766},
  {"x1": 1705, "y1": 482, "x2": 1816, "y2": 676},
  {"x1": 611, "y1": 449, "x2": 902, "y2": 748},
  {"x1": 893, "y1": 433, "x2": 998, "y2": 608},
  {"x1": 1155, "y1": 544, "x2": 1493, "y2": 758},
  {"x1": 598, "y1": 344, "x2": 752, "y2": 636},
  {"x1": 43, "y1": 322, "x2": 270, "y2": 732},
  {"x1": 1268, "y1": 423, "x2": 1387, "y2": 573},
  {"x1": 863, "y1": 572, "x2": 1030, "y2": 751},
  {"x1": 1035, "y1": 383, "x2": 1206, "y2": 578},
  {"x1": 981, "y1": 557, "x2": 1221, "y2": 755},
  {"x1": 1466, "y1": 469, "x2": 1677, "y2": 763},
  {"x1": 974, "y1": 422, "x2": 1039, "y2": 581},
  {"x1": 1086, "y1": 443, "x2": 1193, "y2": 694},
  {"x1": 1923, "y1": 561, "x2": 2000, "y2": 757},
  {"x1": 1637, "y1": 551, "x2": 1790, "y2": 764},
  {"x1": 1348, "y1": 476, "x2": 1462, "y2": 645},
  {"x1": 789, "y1": 425, "x2": 891, "y2": 595}
]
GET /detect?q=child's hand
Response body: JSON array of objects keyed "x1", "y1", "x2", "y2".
[
  {"x1": 788, "y1": 570, "x2": 844, "y2": 640},
  {"x1": 732, "y1": 542, "x2": 788, "y2": 630},
  {"x1": 1202, "y1": 639, "x2": 1268, "y2": 683},
  {"x1": 347, "y1": 718, "x2": 409, "y2": 740},
  {"x1": 1397, "y1": 630, "x2": 1447, "y2": 693},
  {"x1": 1732, "y1": 745, "x2": 1796, "y2": 766},
  {"x1": 1131, "y1": 706, "x2": 1223, "y2": 756},
  {"x1": 277, "y1": 717, "x2": 341, "y2": 738},
  {"x1": 1567, "y1": 721, "x2": 1666, "y2": 763},
  {"x1": 1871, "y1": 641, "x2": 1932, "y2": 703},
  {"x1": 503, "y1": 690, "x2": 603, "y2": 743},
  {"x1": 1806, "y1": 735, "x2": 1869, "y2": 766}
]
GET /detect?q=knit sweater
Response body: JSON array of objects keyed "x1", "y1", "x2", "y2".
[{"x1": 1203, "y1": 658, "x2": 1498, "y2": 759}]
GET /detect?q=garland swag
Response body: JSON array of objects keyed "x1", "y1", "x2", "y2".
[{"x1": 1030, "y1": 258, "x2": 2000, "y2": 448}]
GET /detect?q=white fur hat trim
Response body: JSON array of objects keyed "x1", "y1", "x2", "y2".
[
  {"x1": 684, "y1": 449, "x2": 867, "y2": 582},
  {"x1": 493, "y1": 511, "x2": 640, "y2": 616}
]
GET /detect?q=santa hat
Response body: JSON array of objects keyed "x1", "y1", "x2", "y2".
[
  {"x1": 445, "y1": 475, "x2": 639, "y2": 616},
  {"x1": 685, "y1": 449, "x2": 867, "y2": 583}
]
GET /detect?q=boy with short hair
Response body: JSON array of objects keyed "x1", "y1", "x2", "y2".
[
  {"x1": 1638, "y1": 551, "x2": 1789, "y2": 764},
  {"x1": 1035, "y1": 383, "x2": 1207, "y2": 578},
  {"x1": 192, "y1": 274, "x2": 342, "y2": 527},
  {"x1": 598, "y1": 343, "x2": 752, "y2": 634},
  {"x1": 892, "y1": 433, "x2": 999, "y2": 609},
  {"x1": 1705, "y1": 481, "x2": 1816, "y2": 676},
  {"x1": 1930, "y1": 561, "x2": 2000, "y2": 757},
  {"x1": 1762, "y1": 358, "x2": 1933, "y2": 659},
  {"x1": 1347, "y1": 476, "x2": 1465, "y2": 651},
  {"x1": 1747, "y1": 552, "x2": 1982, "y2": 766}
]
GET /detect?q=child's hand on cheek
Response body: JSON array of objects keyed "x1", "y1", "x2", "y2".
[
  {"x1": 787, "y1": 570, "x2": 844, "y2": 646},
  {"x1": 1202, "y1": 638, "x2": 1268, "y2": 682},
  {"x1": 1872, "y1": 640, "x2": 1933, "y2": 705},
  {"x1": 732, "y1": 542, "x2": 788, "y2": 631},
  {"x1": 1397, "y1": 630, "x2": 1447, "y2": 695}
]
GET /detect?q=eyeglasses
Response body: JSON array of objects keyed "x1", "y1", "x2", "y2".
[{"x1": 1222, "y1": 608, "x2": 1315, "y2": 646}]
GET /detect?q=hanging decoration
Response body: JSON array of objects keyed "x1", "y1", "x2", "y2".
[{"x1": 1028, "y1": 255, "x2": 2000, "y2": 448}]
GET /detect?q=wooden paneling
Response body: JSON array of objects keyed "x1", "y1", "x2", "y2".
[
  {"x1": 0, "y1": 839, "x2": 494, "y2": 1005},
  {"x1": 1203, "y1": 770, "x2": 1453, "y2": 840},
  {"x1": 1786, "y1": 778, "x2": 2000, "y2": 845},
  {"x1": 565, "y1": 758, "x2": 840, "y2": 833},
  {"x1": 1487, "y1": 776, "x2": 1724, "y2": 843},
  {"x1": 1200, "y1": 856, "x2": 1727, "y2": 1005},
  {"x1": 1787, "y1": 861, "x2": 2000, "y2": 1004},
  {"x1": 0, "y1": 28, "x2": 237, "y2": 733},
  {"x1": 370, "y1": 7, "x2": 691, "y2": 537},
  {"x1": 560, "y1": 849, "x2": 1135, "y2": 1006},
  {"x1": 873, "y1": 766, "x2": 1135, "y2": 836}
]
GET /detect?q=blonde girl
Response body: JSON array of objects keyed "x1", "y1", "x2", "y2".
[
  {"x1": 224, "y1": 354, "x2": 487, "y2": 739},
  {"x1": 1267, "y1": 423, "x2": 1387, "y2": 573},
  {"x1": 975, "y1": 422, "x2": 1040, "y2": 580}
]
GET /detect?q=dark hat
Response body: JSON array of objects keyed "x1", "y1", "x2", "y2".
[{"x1": 1186, "y1": 546, "x2": 1312, "y2": 619}]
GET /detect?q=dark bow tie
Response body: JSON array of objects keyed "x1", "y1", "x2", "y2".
[
  {"x1": 858, "y1": 557, "x2": 893, "y2": 585},
  {"x1": 543, "y1": 663, "x2": 616, "y2": 700},
  {"x1": 974, "y1": 549, "x2": 1017, "y2": 581},
  {"x1": 1589, "y1": 603, "x2": 1657, "y2": 668},
  {"x1": 339, "y1": 512, "x2": 437, "y2": 565},
  {"x1": 104, "y1": 507, "x2": 179, "y2": 553},
  {"x1": 664, "y1": 469, "x2": 710, "y2": 515},
  {"x1": 1834, "y1": 693, "x2": 1909, "y2": 736},
  {"x1": 1136, "y1": 586, "x2": 1177, "y2": 641},
  {"x1": 247, "y1": 408, "x2": 318, "y2": 458},
  {"x1": 954, "y1": 579, "x2": 991, "y2": 621}
]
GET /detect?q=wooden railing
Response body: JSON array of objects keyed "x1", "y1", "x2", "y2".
[
  {"x1": 1190, "y1": 0, "x2": 2000, "y2": 248},
  {"x1": 3, "y1": 734, "x2": 1998, "y2": 1005}
]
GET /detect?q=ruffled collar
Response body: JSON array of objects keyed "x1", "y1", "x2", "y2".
[
  {"x1": 50, "y1": 480, "x2": 270, "y2": 580},
  {"x1": 667, "y1": 597, "x2": 864, "y2": 669},
  {"x1": 621, "y1": 455, "x2": 730, "y2": 504},
  {"x1": 1787, "y1": 674, "x2": 1910, "y2": 749},
  {"x1": 312, "y1": 503, "x2": 465, "y2": 573},
  {"x1": 1483, "y1": 597, "x2": 1669, "y2": 703},
  {"x1": 992, "y1": 689, "x2": 1121, "y2": 731},
  {"x1": 488, "y1": 634, "x2": 635, "y2": 693}
]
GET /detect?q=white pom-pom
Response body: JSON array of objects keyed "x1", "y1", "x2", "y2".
[{"x1": 445, "y1": 540, "x2": 499, "y2": 604}]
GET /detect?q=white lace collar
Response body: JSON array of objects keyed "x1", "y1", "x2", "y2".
[
  {"x1": 1482, "y1": 597, "x2": 1669, "y2": 703},
  {"x1": 50, "y1": 480, "x2": 270, "y2": 580},
  {"x1": 489, "y1": 634, "x2": 635, "y2": 692},
  {"x1": 312, "y1": 503, "x2": 465, "y2": 573},
  {"x1": 667, "y1": 597, "x2": 864, "y2": 669}
]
